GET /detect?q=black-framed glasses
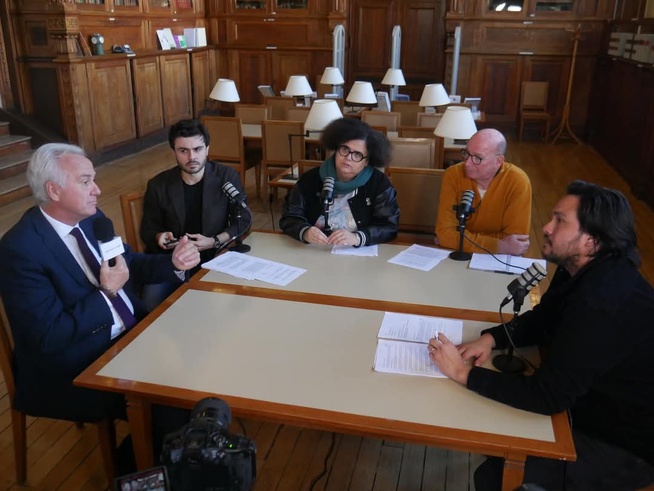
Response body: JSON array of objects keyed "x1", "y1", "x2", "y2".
[
  {"x1": 461, "y1": 148, "x2": 501, "y2": 166},
  {"x1": 337, "y1": 145, "x2": 367, "y2": 163}
]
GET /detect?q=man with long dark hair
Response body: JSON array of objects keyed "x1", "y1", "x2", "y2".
[{"x1": 429, "y1": 180, "x2": 654, "y2": 490}]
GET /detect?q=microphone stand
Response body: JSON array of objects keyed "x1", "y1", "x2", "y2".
[
  {"x1": 492, "y1": 289, "x2": 527, "y2": 373},
  {"x1": 322, "y1": 199, "x2": 333, "y2": 236},
  {"x1": 227, "y1": 200, "x2": 251, "y2": 253},
  {"x1": 449, "y1": 204, "x2": 475, "y2": 261}
]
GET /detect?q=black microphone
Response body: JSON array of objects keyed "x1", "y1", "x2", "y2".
[
  {"x1": 500, "y1": 262, "x2": 547, "y2": 308},
  {"x1": 321, "y1": 177, "x2": 335, "y2": 206},
  {"x1": 93, "y1": 216, "x2": 120, "y2": 267},
  {"x1": 457, "y1": 190, "x2": 475, "y2": 220},
  {"x1": 222, "y1": 182, "x2": 248, "y2": 209}
]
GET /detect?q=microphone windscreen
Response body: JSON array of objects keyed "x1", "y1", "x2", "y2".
[{"x1": 93, "y1": 216, "x2": 115, "y2": 243}]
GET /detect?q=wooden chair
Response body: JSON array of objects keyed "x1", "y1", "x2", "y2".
[
  {"x1": 370, "y1": 125, "x2": 388, "y2": 136},
  {"x1": 417, "y1": 112, "x2": 443, "y2": 128},
  {"x1": 298, "y1": 159, "x2": 322, "y2": 176},
  {"x1": 391, "y1": 100, "x2": 422, "y2": 126},
  {"x1": 200, "y1": 115, "x2": 261, "y2": 197},
  {"x1": 285, "y1": 106, "x2": 311, "y2": 123},
  {"x1": 0, "y1": 296, "x2": 117, "y2": 484},
  {"x1": 387, "y1": 166, "x2": 444, "y2": 234},
  {"x1": 519, "y1": 81, "x2": 551, "y2": 141},
  {"x1": 389, "y1": 136, "x2": 436, "y2": 169},
  {"x1": 361, "y1": 110, "x2": 401, "y2": 132},
  {"x1": 398, "y1": 127, "x2": 446, "y2": 169},
  {"x1": 265, "y1": 96, "x2": 297, "y2": 120},
  {"x1": 262, "y1": 120, "x2": 305, "y2": 194},
  {"x1": 120, "y1": 191, "x2": 145, "y2": 253},
  {"x1": 235, "y1": 104, "x2": 268, "y2": 124}
]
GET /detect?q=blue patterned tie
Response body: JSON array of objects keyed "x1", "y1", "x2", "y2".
[{"x1": 70, "y1": 227, "x2": 137, "y2": 330}]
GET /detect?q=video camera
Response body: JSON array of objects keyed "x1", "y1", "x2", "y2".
[{"x1": 161, "y1": 397, "x2": 256, "y2": 491}]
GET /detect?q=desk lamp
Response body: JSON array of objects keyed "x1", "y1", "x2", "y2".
[
  {"x1": 381, "y1": 68, "x2": 406, "y2": 102},
  {"x1": 284, "y1": 75, "x2": 314, "y2": 106},
  {"x1": 433, "y1": 106, "x2": 477, "y2": 145},
  {"x1": 419, "y1": 83, "x2": 450, "y2": 113},
  {"x1": 320, "y1": 67, "x2": 345, "y2": 98},
  {"x1": 345, "y1": 81, "x2": 377, "y2": 112},
  {"x1": 208, "y1": 78, "x2": 240, "y2": 116}
]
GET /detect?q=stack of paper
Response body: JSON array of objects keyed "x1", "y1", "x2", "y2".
[
  {"x1": 387, "y1": 244, "x2": 450, "y2": 271},
  {"x1": 202, "y1": 251, "x2": 305, "y2": 286}
]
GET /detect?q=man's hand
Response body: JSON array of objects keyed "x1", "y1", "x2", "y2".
[
  {"x1": 185, "y1": 233, "x2": 214, "y2": 252},
  {"x1": 99, "y1": 255, "x2": 129, "y2": 296},
  {"x1": 428, "y1": 333, "x2": 472, "y2": 385},
  {"x1": 171, "y1": 235, "x2": 201, "y2": 271},
  {"x1": 457, "y1": 333, "x2": 496, "y2": 367},
  {"x1": 156, "y1": 232, "x2": 178, "y2": 250},
  {"x1": 498, "y1": 234, "x2": 530, "y2": 256}
]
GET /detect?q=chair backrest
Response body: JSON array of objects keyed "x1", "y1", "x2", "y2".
[
  {"x1": 387, "y1": 167, "x2": 445, "y2": 233},
  {"x1": 361, "y1": 110, "x2": 401, "y2": 131},
  {"x1": 285, "y1": 106, "x2": 311, "y2": 122},
  {"x1": 417, "y1": 112, "x2": 443, "y2": 128},
  {"x1": 120, "y1": 191, "x2": 146, "y2": 253},
  {"x1": 398, "y1": 125, "x2": 436, "y2": 139},
  {"x1": 521, "y1": 81, "x2": 549, "y2": 111},
  {"x1": 298, "y1": 159, "x2": 322, "y2": 176},
  {"x1": 265, "y1": 96, "x2": 297, "y2": 120},
  {"x1": 200, "y1": 116, "x2": 244, "y2": 164},
  {"x1": 369, "y1": 125, "x2": 388, "y2": 136},
  {"x1": 235, "y1": 104, "x2": 268, "y2": 124},
  {"x1": 391, "y1": 100, "x2": 422, "y2": 126},
  {"x1": 262, "y1": 120, "x2": 305, "y2": 168},
  {"x1": 0, "y1": 296, "x2": 16, "y2": 404},
  {"x1": 389, "y1": 137, "x2": 436, "y2": 168}
]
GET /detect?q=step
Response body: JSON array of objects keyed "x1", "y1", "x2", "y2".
[
  {"x1": 0, "y1": 134, "x2": 31, "y2": 159},
  {"x1": 0, "y1": 174, "x2": 31, "y2": 207},
  {"x1": 0, "y1": 150, "x2": 31, "y2": 180},
  {"x1": 0, "y1": 122, "x2": 9, "y2": 136}
]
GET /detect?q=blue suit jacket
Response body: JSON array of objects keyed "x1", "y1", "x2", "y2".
[{"x1": 0, "y1": 207, "x2": 181, "y2": 419}]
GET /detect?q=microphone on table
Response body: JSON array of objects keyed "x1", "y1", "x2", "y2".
[
  {"x1": 222, "y1": 182, "x2": 248, "y2": 209},
  {"x1": 500, "y1": 262, "x2": 548, "y2": 311},
  {"x1": 449, "y1": 190, "x2": 476, "y2": 261},
  {"x1": 93, "y1": 216, "x2": 125, "y2": 267},
  {"x1": 493, "y1": 262, "x2": 547, "y2": 374}
]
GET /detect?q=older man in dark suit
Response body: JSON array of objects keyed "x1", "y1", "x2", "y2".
[{"x1": 0, "y1": 142, "x2": 200, "y2": 423}]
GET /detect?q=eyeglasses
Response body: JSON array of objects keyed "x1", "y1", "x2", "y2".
[
  {"x1": 337, "y1": 145, "x2": 367, "y2": 163},
  {"x1": 461, "y1": 148, "x2": 501, "y2": 166}
]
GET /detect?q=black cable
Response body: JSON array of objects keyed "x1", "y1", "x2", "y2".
[
  {"x1": 498, "y1": 307, "x2": 538, "y2": 372},
  {"x1": 462, "y1": 234, "x2": 528, "y2": 272},
  {"x1": 309, "y1": 432, "x2": 336, "y2": 491},
  {"x1": 268, "y1": 192, "x2": 276, "y2": 232}
]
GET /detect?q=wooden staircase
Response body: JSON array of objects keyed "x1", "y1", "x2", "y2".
[{"x1": 0, "y1": 121, "x2": 32, "y2": 207}]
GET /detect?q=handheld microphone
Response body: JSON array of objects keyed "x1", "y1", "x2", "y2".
[
  {"x1": 500, "y1": 262, "x2": 547, "y2": 308},
  {"x1": 321, "y1": 177, "x2": 335, "y2": 206},
  {"x1": 93, "y1": 216, "x2": 125, "y2": 267},
  {"x1": 222, "y1": 182, "x2": 248, "y2": 209},
  {"x1": 457, "y1": 190, "x2": 475, "y2": 220}
]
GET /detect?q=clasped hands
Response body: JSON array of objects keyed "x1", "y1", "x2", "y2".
[
  {"x1": 304, "y1": 226, "x2": 359, "y2": 247},
  {"x1": 428, "y1": 333, "x2": 496, "y2": 385}
]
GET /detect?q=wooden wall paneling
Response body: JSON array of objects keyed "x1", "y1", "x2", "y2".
[
  {"x1": 349, "y1": 0, "x2": 396, "y2": 79},
  {"x1": 271, "y1": 50, "x2": 313, "y2": 93},
  {"x1": 191, "y1": 49, "x2": 211, "y2": 116},
  {"x1": 399, "y1": 0, "x2": 445, "y2": 80},
  {"x1": 226, "y1": 19, "x2": 316, "y2": 45},
  {"x1": 159, "y1": 52, "x2": 193, "y2": 125},
  {"x1": 471, "y1": 55, "x2": 521, "y2": 121},
  {"x1": 77, "y1": 16, "x2": 145, "y2": 53},
  {"x1": 86, "y1": 58, "x2": 137, "y2": 149},
  {"x1": 131, "y1": 56, "x2": 164, "y2": 137},
  {"x1": 56, "y1": 62, "x2": 95, "y2": 150},
  {"x1": 231, "y1": 50, "x2": 273, "y2": 103}
]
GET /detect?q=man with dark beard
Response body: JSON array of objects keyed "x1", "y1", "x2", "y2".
[
  {"x1": 140, "y1": 119, "x2": 251, "y2": 309},
  {"x1": 429, "y1": 180, "x2": 654, "y2": 490}
]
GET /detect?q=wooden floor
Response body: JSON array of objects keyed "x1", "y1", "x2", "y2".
[{"x1": 1, "y1": 138, "x2": 653, "y2": 491}]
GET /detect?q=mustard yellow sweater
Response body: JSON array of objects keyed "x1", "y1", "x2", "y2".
[{"x1": 435, "y1": 162, "x2": 532, "y2": 254}]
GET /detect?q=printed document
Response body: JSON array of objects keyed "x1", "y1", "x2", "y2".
[
  {"x1": 387, "y1": 244, "x2": 450, "y2": 271},
  {"x1": 331, "y1": 245, "x2": 378, "y2": 256},
  {"x1": 373, "y1": 312, "x2": 463, "y2": 378},
  {"x1": 202, "y1": 251, "x2": 306, "y2": 286},
  {"x1": 469, "y1": 253, "x2": 547, "y2": 275}
]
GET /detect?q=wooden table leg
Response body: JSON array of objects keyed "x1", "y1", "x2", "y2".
[
  {"x1": 501, "y1": 453, "x2": 526, "y2": 491},
  {"x1": 126, "y1": 396, "x2": 154, "y2": 469}
]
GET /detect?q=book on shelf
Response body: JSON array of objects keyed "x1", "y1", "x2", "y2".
[
  {"x1": 468, "y1": 253, "x2": 546, "y2": 275},
  {"x1": 372, "y1": 312, "x2": 463, "y2": 378}
]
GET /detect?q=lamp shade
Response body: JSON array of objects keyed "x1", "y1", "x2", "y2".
[
  {"x1": 346, "y1": 81, "x2": 377, "y2": 105},
  {"x1": 305, "y1": 99, "x2": 344, "y2": 131},
  {"x1": 320, "y1": 67, "x2": 345, "y2": 85},
  {"x1": 209, "y1": 78, "x2": 240, "y2": 102},
  {"x1": 419, "y1": 83, "x2": 450, "y2": 107},
  {"x1": 284, "y1": 75, "x2": 313, "y2": 96},
  {"x1": 381, "y1": 68, "x2": 406, "y2": 86},
  {"x1": 434, "y1": 106, "x2": 478, "y2": 140}
]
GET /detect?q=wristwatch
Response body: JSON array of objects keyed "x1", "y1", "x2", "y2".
[{"x1": 213, "y1": 235, "x2": 222, "y2": 249}]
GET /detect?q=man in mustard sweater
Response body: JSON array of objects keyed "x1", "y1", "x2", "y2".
[{"x1": 435, "y1": 128, "x2": 532, "y2": 255}]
